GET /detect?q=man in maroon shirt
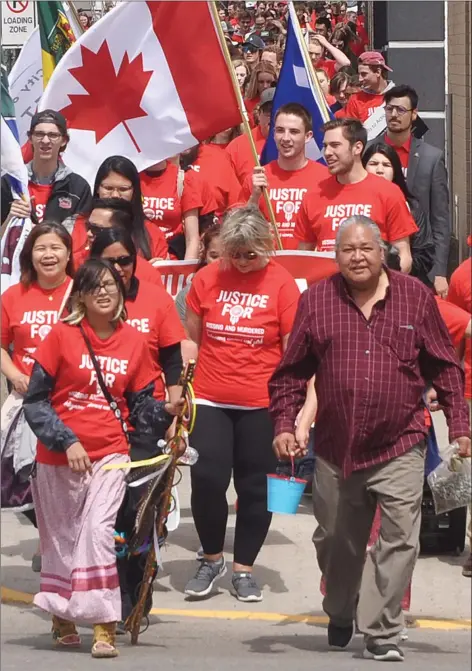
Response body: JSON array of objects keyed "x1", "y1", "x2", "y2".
[{"x1": 269, "y1": 216, "x2": 470, "y2": 662}]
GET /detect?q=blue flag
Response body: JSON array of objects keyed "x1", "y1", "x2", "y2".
[
  {"x1": 1, "y1": 64, "x2": 28, "y2": 197},
  {"x1": 260, "y1": 3, "x2": 333, "y2": 165}
]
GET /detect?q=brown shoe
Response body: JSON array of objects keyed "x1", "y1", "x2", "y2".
[
  {"x1": 51, "y1": 616, "x2": 81, "y2": 647},
  {"x1": 462, "y1": 553, "x2": 472, "y2": 578},
  {"x1": 92, "y1": 622, "x2": 119, "y2": 658}
]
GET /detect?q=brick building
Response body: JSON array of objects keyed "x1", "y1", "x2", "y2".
[{"x1": 447, "y1": 1, "x2": 471, "y2": 263}]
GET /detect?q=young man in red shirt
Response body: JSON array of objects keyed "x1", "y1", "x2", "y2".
[
  {"x1": 344, "y1": 52, "x2": 395, "y2": 139},
  {"x1": 295, "y1": 118, "x2": 417, "y2": 272},
  {"x1": 241, "y1": 102, "x2": 328, "y2": 249}
]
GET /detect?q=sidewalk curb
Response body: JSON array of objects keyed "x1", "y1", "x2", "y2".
[{"x1": 2, "y1": 586, "x2": 471, "y2": 630}]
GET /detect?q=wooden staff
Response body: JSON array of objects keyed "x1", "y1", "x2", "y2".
[
  {"x1": 209, "y1": 0, "x2": 283, "y2": 250},
  {"x1": 125, "y1": 360, "x2": 196, "y2": 645}
]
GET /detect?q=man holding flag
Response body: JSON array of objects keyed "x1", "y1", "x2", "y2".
[
  {"x1": 241, "y1": 95, "x2": 327, "y2": 248},
  {"x1": 260, "y1": 1, "x2": 334, "y2": 167}
]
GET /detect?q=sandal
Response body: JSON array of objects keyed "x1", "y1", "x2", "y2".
[
  {"x1": 52, "y1": 616, "x2": 81, "y2": 647},
  {"x1": 92, "y1": 622, "x2": 119, "y2": 658}
]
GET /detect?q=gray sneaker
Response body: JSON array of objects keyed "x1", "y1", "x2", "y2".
[
  {"x1": 184, "y1": 558, "x2": 226, "y2": 598},
  {"x1": 231, "y1": 572, "x2": 263, "y2": 602}
]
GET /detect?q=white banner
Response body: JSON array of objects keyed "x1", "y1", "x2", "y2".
[{"x1": 8, "y1": 26, "x2": 42, "y2": 145}]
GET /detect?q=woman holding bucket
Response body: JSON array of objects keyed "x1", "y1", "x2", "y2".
[{"x1": 184, "y1": 205, "x2": 300, "y2": 602}]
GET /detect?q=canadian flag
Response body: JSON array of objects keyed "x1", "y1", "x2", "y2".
[{"x1": 38, "y1": 1, "x2": 241, "y2": 185}]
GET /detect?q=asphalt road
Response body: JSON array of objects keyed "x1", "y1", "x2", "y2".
[
  {"x1": 1, "y1": 405, "x2": 471, "y2": 668},
  {"x1": 1, "y1": 603, "x2": 471, "y2": 670}
]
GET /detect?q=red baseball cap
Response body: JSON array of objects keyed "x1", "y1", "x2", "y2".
[{"x1": 359, "y1": 51, "x2": 393, "y2": 72}]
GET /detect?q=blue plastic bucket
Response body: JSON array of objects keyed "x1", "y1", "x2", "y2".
[{"x1": 267, "y1": 473, "x2": 307, "y2": 515}]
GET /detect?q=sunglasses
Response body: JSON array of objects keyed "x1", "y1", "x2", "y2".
[
  {"x1": 231, "y1": 251, "x2": 258, "y2": 261},
  {"x1": 243, "y1": 46, "x2": 259, "y2": 54},
  {"x1": 105, "y1": 255, "x2": 135, "y2": 267},
  {"x1": 86, "y1": 222, "x2": 108, "y2": 236}
]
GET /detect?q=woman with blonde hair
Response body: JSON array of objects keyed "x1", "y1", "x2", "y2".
[
  {"x1": 244, "y1": 61, "x2": 278, "y2": 127},
  {"x1": 184, "y1": 206, "x2": 300, "y2": 602},
  {"x1": 23, "y1": 258, "x2": 183, "y2": 658}
]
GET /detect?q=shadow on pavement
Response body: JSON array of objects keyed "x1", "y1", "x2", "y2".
[
  {"x1": 1, "y1": 537, "x2": 37, "y2": 561},
  {"x1": 242, "y1": 632, "x2": 460, "y2": 656}
]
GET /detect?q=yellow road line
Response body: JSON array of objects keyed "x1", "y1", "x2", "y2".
[
  {"x1": 2, "y1": 586, "x2": 470, "y2": 631},
  {"x1": 1, "y1": 586, "x2": 34, "y2": 605},
  {"x1": 150, "y1": 608, "x2": 471, "y2": 631}
]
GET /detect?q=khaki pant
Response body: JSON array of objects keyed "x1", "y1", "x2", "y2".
[{"x1": 312, "y1": 443, "x2": 425, "y2": 646}]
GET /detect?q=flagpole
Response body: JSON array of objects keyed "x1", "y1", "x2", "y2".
[
  {"x1": 288, "y1": 2, "x2": 331, "y2": 122},
  {"x1": 208, "y1": 0, "x2": 283, "y2": 250},
  {"x1": 64, "y1": 1, "x2": 84, "y2": 35}
]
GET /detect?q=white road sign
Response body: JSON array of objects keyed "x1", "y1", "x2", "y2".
[{"x1": 2, "y1": 1, "x2": 37, "y2": 47}]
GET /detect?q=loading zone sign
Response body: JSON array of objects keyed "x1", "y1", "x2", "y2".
[{"x1": 2, "y1": 1, "x2": 37, "y2": 47}]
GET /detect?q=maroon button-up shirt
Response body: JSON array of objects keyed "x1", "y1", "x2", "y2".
[{"x1": 269, "y1": 270, "x2": 470, "y2": 477}]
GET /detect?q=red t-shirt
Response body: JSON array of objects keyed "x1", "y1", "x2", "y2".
[
  {"x1": 186, "y1": 259, "x2": 300, "y2": 407},
  {"x1": 71, "y1": 215, "x2": 168, "y2": 266},
  {"x1": 34, "y1": 319, "x2": 155, "y2": 465},
  {"x1": 435, "y1": 297, "x2": 470, "y2": 348},
  {"x1": 385, "y1": 134, "x2": 412, "y2": 173},
  {"x1": 29, "y1": 183, "x2": 53, "y2": 223},
  {"x1": 294, "y1": 172, "x2": 418, "y2": 250},
  {"x1": 344, "y1": 90, "x2": 386, "y2": 124},
  {"x1": 1, "y1": 279, "x2": 73, "y2": 376},
  {"x1": 190, "y1": 145, "x2": 241, "y2": 216},
  {"x1": 194, "y1": 169, "x2": 219, "y2": 217},
  {"x1": 140, "y1": 163, "x2": 204, "y2": 239},
  {"x1": 240, "y1": 160, "x2": 329, "y2": 249},
  {"x1": 126, "y1": 280, "x2": 185, "y2": 400},
  {"x1": 244, "y1": 96, "x2": 260, "y2": 128},
  {"x1": 316, "y1": 58, "x2": 337, "y2": 79},
  {"x1": 448, "y1": 258, "x2": 471, "y2": 314},
  {"x1": 227, "y1": 126, "x2": 267, "y2": 185},
  {"x1": 447, "y1": 257, "x2": 472, "y2": 399}
]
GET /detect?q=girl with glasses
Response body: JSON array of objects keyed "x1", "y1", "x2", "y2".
[{"x1": 23, "y1": 258, "x2": 183, "y2": 658}]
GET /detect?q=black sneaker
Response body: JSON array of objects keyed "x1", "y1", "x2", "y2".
[
  {"x1": 363, "y1": 643, "x2": 405, "y2": 661},
  {"x1": 328, "y1": 621, "x2": 354, "y2": 648}
]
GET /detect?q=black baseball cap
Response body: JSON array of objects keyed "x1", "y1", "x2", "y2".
[
  {"x1": 243, "y1": 34, "x2": 265, "y2": 50},
  {"x1": 30, "y1": 109, "x2": 68, "y2": 135}
]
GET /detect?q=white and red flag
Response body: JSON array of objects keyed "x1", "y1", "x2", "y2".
[{"x1": 38, "y1": 1, "x2": 241, "y2": 185}]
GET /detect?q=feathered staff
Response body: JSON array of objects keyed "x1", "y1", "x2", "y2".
[{"x1": 125, "y1": 359, "x2": 196, "y2": 644}]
